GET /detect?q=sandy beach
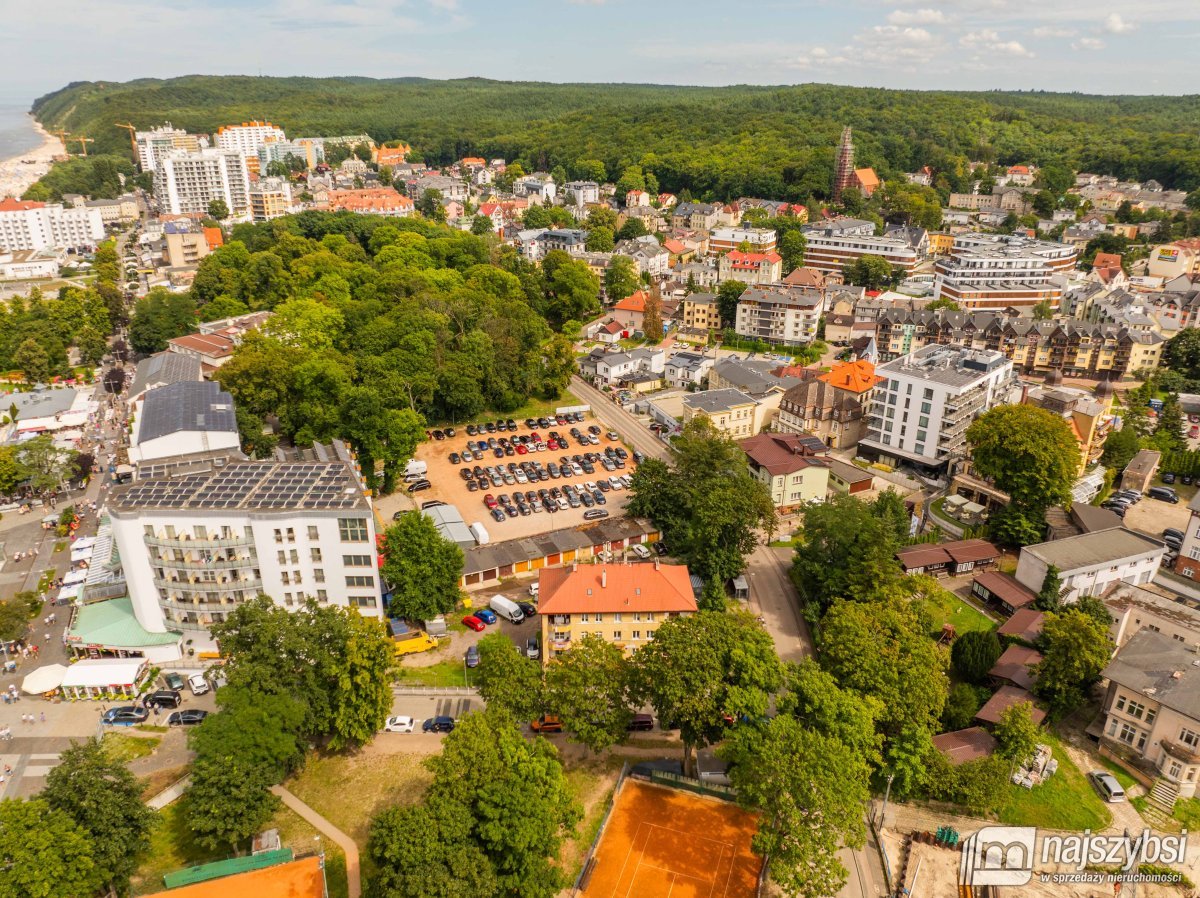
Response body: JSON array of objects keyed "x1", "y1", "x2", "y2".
[{"x1": 0, "y1": 115, "x2": 66, "y2": 200}]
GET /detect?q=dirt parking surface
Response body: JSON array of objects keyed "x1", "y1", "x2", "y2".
[
  {"x1": 1122, "y1": 493, "x2": 1190, "y2": 540},
  {"x1": 404, "y1": 415, "x2": 640, "y2": 542}
]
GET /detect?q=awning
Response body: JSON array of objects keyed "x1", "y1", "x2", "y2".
[
  {"x1": 60, "y1": 658, "x2": 146, "y2": 689},
  {"x1": 22, "y1": 664, "x2": 67, "y2": 694},
  {"x1": 63, "y1": 569, "x2": 88, "y2": 586},
  {"x1": 57, "y1": 584, "x2": 82, "y2": 603},
  {"x1": 72, "y1": 538, "x2": 96, "y2": 551}
]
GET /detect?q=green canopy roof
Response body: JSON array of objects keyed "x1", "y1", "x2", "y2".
[{"x1": 68, "y1": 598, "x2": 181, "y2": 648}]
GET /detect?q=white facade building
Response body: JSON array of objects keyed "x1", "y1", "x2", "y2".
[
  {"x1": 1015, "y1": 528, "x2": 1166, "y2": 602},
  {"x1": 153, "y1": 149, "x2": 252, "y2": 217},
  {"x1": 859, "y1": 344, "x2": 1017, "y2": 471},
  {"x1": 128, "y1": 381, "x2": 241, "y2": 465},
  {"x1": 802, "y1": 218, "x2": 918, "y2": 276},
  {"x1": 562, "y1": 181, "x2": 600, "y2": 206},
  {"x1": 933, "y1": 234, "x2": 1078, "y2": 311},
  {"x1": 708, "y1": 227, "x2": 777, "y2": 256},
  {"x1": 215, "y1": 121, "x2": 287, "y2": 161},
  {"x1": 734, "y1": 285, "x2": 824, "y2": 346},
  {"x1": 135, "y1": 123, "x2": 205, "y2": 173},
  {"x1": 107, "y1": 443, "x2": 381, "y2": 636},
  {"x1": 0, "y1": 198, "x2": 104, "y2": 252}
]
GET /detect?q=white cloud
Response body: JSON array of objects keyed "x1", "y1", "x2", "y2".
[
  {"x1": 1032, "y1": 25, "x2": 1076, "y2": 37},
  {"x1": 887, "y1": 8, "x2": 947, "y2": 25},
  {"x1": 960, "y1": 29, "x2": 1034, "y2": 56},
  {"x1": 855, "y1": 25, "x2": 939, "y2": 61},
  {"x1": 1072, "y1": 36, "x2": 1107, "y2": 49},
  {"x1": 1103, "y1": 12, "x2": 1135, "y2": 33}
]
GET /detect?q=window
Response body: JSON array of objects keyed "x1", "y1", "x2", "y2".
[
  {"x1": 290, "y1": 549, "x2": 299, "y2": 564},
  {"x1": 281, "y1": 572, "x2": 291, "y2": 585},
  {"x1": 351, "y1": 596, "x2": 377, "y2": 608},
  {"x1": 645, "y1": 613, "x2": 654, "y2": 622},
  {"x1": 914, "y1": 444, "x2": 925, "y2": 456},
  {"x1": 286, "y1": 528, "x2": 295, "y2": 542},
  {"x1": 1116, "y1": 695, "x2": 1127, "y2": 712},
  {"x1": 195, "y1": 525, "x2": 208, "y2": 540},
  {"x1": 277, "y1": 550, "x2": 286, "y2": 564},
  {"x1": 631, "y1": 630, "x2": 641, "y2": 640},
  {"x1": 580, "y1": 613, "x2": 589, "y2": 624},
  {"x1": 919, "y1": 416, "x2": 929, "y2": 429},
  {"x1": 308, "y1": 525, "x2": 319, "y2": 540},
  {"x1": 921, "y1": 402, "x2": 931, "y2": 414},
  {"x1": 1181, "y1": 729, "x2": 1200, "y2": 749},
  {"x1": 1126, "y1": 700, "x2": 1146, "y2": 720},
  {"x1": 923, "y1": 388, "x2": 933, "y2": 400},
  {"x1": 343, "y1": 555, "x2": 372, "y2": 567},
  {"x1": 314, "y1": 569, "x2": 325, "y2": 583},
  {"x1": 346, "y1": 575, "x2": 375, "y2": 588},
  {"x1": 1117, "y1": 722, "x2": 1139, "y2": 746},
  {"x1": 612, "y1": 631, "x2": 622, "y2": 640},
  {"x1": 274, "y1": 528, "x2": 283, "y2": 543},
  {"x1": 284, "y1": 593, "x2": 294, "y2": 606},
  {"x1": 311, "y1": 548, "x2": 322, "y2": 563},
  {"x1": 339, "y1": 518, "x2": 369, "y2": 542},
  {"x1": 317, "y1": 589, "x2": 328, "y2": 603},
  {"x1": 916, "y1": 430, "x2": 927, "y2": 443},
  {"x1": 613, "y1": 613, "x2": 622, "y2": 623}
]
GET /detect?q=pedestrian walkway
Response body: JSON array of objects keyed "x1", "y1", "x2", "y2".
[{"x1": 270, "y1": 784, "x2": 361, "y2": 898}]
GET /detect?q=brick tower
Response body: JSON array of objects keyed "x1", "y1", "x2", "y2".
[{"x1": 832, "y1": 126, "x2": 855, "y2": 203}]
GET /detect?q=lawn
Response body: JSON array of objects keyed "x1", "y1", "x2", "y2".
[
  {"x1": 1172, "y1": 797, "x2": 1200, "y2": 830},
  {"x1": 993, "y1": 734, "x2": 1112, "y2": 831},
  {"x1": 102, "y1": 732, "x2": 160, "y2": 763},
  {"x1": 917, "y1": 589, "x2": 996, "y2": 638},
  {"x1": 394, "y1": 659, "x2": 471, "y2": 688},
  {"x1": 285, "y1": 750, "x2": 434, "y2": 850},
  {"x1": 559, "y1": 756, "x2": 624, "y2": 882},
  {"x1": 1099, "y1": 756, "x2": 1140, "y2": 791}
]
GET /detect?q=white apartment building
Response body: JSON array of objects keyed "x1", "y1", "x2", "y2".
[
  {"x1": 153, "y1": 149, "x2": 251, "y2": 217},
  {"x1": 708, "y1": 227, "x2": 777, "y2": 256},
  {"x1": 259, "y1": 139, "x2": 324, "y2": 170},
  {"x1": 802, "y1": 218, "x2": 918, "y2": 277},
  {"x1": 859, "y1": 344, "x2": 1016, "y2": 471},
  {"x1": 135, "y1": 123, "x2": 206, "y2": 173},
  {"x1": 0, "y1": 198, "x2": 104, "y2": 252},
  {"x1": 562, "y1": 181, "x2": 600, "y2": 205},
  {"x1": 734, "y1": 285, "x2": 824, "y2": 346},
  {"x1": 107, "y1": 443, "x2": 382, "y2": 636},
  {"x1": 1015, "y1": 528, "x2": 1166, "y2": 603},
  {"x1": 215, "y1": 121, "x2": 286, "y2": 168},
  {"x1": 933, "y1": 234, "x2": 1078, "y2": 310}
]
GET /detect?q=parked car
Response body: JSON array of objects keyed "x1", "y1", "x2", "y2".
[
  {"x1": 1148, "y1": 486, "x2": 1180, "y2": 503},
  {"x1": 423, "y1": 716, "x2": 456, "y2": 733},
  {"x1": 383, "y1": 715, "x2": 416, "y2": 733},
  {"x1": 1164, "y1": 527, "x2": 1186, "y2": 541},
  {"x1": 627, "y1": 713, "x2": 654, "y2": 731},
  {"x1": 462, "y1": 615, "x2": 486, "y2": 632},
  {"x1": 517, "y1": 601, "x2": 537, "y2": 619},
  {"x1": 530, "y1": 715, "x2": 563, "y2": 733},
  {"x1": 167, "y1": 709, "x2": 209, "y2": 727},
  {"x1": 629, "y1": 543, "x2": 651, "y2": 559},
  {"x1": 407, "y1": 479, "x2": 432, "y2": 493},
  {"x1": 654, "y1": 541, "x2": 669, "y2": 556},
  {"x1": 474, "y1": 608, "x2": 498, "y2": 625},
  {"x1": 526, "y1": 637, "x2": 541, "y2": 660},
  {"x1": 583, "y1": 509, "x2": 609, "y2": 520},
  {"x1": 1162, "y1": 472, "x2": 1177, "y2": 484},
  {"x1": 144, "y1": 689, "x2": 182, "y2": 709},
  {"x1": 465, "y1": 645, "x2": 480, "y2": 668},
  {"x1": 187, "y1": 673, "x2": 209, "y2": 696},
  {"x1": 1089, "y1": 770, "x2": 1126, "y2": 803},
  {"x1": 163, "y1": 672, "x2": 185, "y2": 691},
  {"x1": 102, "y1": 706, "x2": 150, "y2": 726}
]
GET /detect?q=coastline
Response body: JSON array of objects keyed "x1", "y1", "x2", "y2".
[{"x1": 0, "y1": 114, "x2": 67, "y2": 200}]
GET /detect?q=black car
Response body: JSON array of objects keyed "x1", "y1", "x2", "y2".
[
  {"x1": 1185, "y1": 474, "x2": 1195, "y2": 486},
  {"x1": 466, "y1": 424, "x2": 478, "y2": 436},
  {"x1": 467, "y1": 480, "x2": 480, "y2": 492},
  {"x1": 465, "y1": 645, "x2": 480, "y2": 668},
  {"x1": 144, "y1": 689, "x2": 182, "y2": 709},
  {"x1": 485, "y1": 422, "x2": 496, "y2": 433},
  {"x1": 407, "y1": 479, "x2": 432, "y2": 493},
  {"x1": 423, "y1": 715, "x2": 455, "y2": 733},
  {"x1": 654, "y1": 541, "x2": 669, "y2": 556},
  {"x1": 517, "y1": 601, "x2": 537, "y2": 618},
  {"x1": 525, "y1": 418, "x2": 539, "y2": 428},
  {"x1": 167, "y1": 709, "x2": 209, "y2": 727},
  {"x1": 538, "y1": 417, "x2": 552, "y2": 428},
  {"x1": 506, "y1": 419, "x2": 517, "y2": 431},
  {"x1": 490, "y1": 507, "x2": 505, "y2": 522},
  {"x1": 1163, "y1": 472, "x2": 1177, "y2": 484},
  {"x1": 449, "y1": 452, "x2": 461, "y2": 464},
  {"x1": 431, "y1": 429, "x2": 445, "y2": 440},
  {"x1": 444, "y1": 427, "x2": 456, "y2": 438},
  {"x1": 614, "y1": 447, "x2": 628, "y2": 459}
]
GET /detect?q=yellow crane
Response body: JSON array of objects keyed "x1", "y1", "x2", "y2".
[
  {"x1": 73, "y1": 136, "x2": 94, "y2": 157},
  {"x1": 115, "y1": 123, "x2": 138, "y2": 161},
  {"x1": 50, "y1": 128, "x2": 69, "y2": 149}
]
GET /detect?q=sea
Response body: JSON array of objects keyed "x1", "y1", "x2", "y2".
[{"x1": 0, "y1": 101, "x2": 41, "y2": 162}]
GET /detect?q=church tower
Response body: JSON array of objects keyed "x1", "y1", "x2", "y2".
[{"x1": 832, "y1": 126, "x2": 855, "y2": 203}]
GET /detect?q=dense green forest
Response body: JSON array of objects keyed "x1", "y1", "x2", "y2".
[{"x1": 32, "y1": 77, "x2": 1200, "y2": 201}]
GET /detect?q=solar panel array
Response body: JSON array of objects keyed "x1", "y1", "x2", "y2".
[{"x1": 112, "y1": 461, "x2": 363, "y2": 510}]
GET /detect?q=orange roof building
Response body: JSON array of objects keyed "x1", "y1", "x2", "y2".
[
  {"x1": 374, "y1": 144, "x2": 411, "y2": 166},
  {"x1": 614, "y1": 291, "x2": 648, "y2": 313},
  {"x1": 144, "y1": 856, "x2": 325, "y2": 898},
  {"x1": 326, "y1": 188, "x2": 414, "y2": 216},
  {"x1": 0, "y1": 197, "x2": 45, "y2": 212},
  {"x1": 818, "y1": 359, "x2": 883, "y2": 394},
  {"x1": 202, "y1": 227, "x2": 224, "y2": 251},
  {"x1": 460, "y1": 156, "x2": 486, "y2": 167},
  {"x1": 538, "y1": 561, "x2": 696, "y2": 662},
  {"x1": 852, "y1": 167, "x2": 880, "y2": 197}
]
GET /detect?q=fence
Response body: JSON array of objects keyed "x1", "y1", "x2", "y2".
[
  {"x1": 571, "y1": 761, "x2": 630, "y2": 896},
  {"x1": 634, "y1": 768, "x2": 739, "y2": 803},
  {"x1": 391, "y1": 685, "x2": 478, "y2": 696}
]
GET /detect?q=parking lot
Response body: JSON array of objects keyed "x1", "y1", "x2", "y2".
[{"x1": 404, "y1": 412, "x2": 642, "y2": 541}]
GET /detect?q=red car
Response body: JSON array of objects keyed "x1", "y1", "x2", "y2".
[
  {"x1": 515, "y1": 444, "x2": 528, "y2": 455},
  {"x1": 529, "y1": 432, "x2": 540, "y2": 443},
  {"x1": 547, "y1": 439, "x2": 559, "y2": 450},
  {"x1": 484, "y1": 494, "x2": 498, "y2": 509},
  {"x1": 462, "y1": 615, "x2": 486, "y2": 632}
]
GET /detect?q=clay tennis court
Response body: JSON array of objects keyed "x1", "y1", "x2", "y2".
[{"x1": 581, "y1": 778, "x2": 763, "y2": 898}]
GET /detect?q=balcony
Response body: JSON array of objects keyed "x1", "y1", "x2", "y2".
[
  {"x1": 154, "y1": 576, "x2": 263, "y2": 594},
  {"x1": 150, "y1": 555, "x2": 257, "y2": 571},
  {"x1": 144, "y1": 534, "x2": 252, "y2": 550},
  {"x1": 549, "y1": 615, "x2": 571, "y2": 626},
  {"x1": 1160, "y1": 739, "x2": 1200, "y2": 764}
]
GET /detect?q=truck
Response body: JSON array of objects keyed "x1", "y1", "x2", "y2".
[
  {"x1": 403, "y1": 459, "x2": 428, "y2": 481},
  {"x1": 469, "y1": 521, "x2": 491, "y2": 546},
  {"x1": 489, "y1": 595, "x2": 525, "y2": 624},
  {"x1": 393, "y1": 629, "x2": 439, "y2": 656}
]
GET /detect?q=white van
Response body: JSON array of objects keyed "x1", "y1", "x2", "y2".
[
  {"x1": 469, "y1": 522, "x2": 491, "y2": 546},
  {"x1": 403, "y1": 460, "x2": 428, "y2": 482},
  {"x1": 489, "y1": 595, "x2": 525, "y2": 624}
]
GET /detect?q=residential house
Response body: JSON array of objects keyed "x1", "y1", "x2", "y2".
[
  {"x1": 1102, "y1": 582, "x2": 1200, "y2": 651},
  {"x1": 825, "y1": 458, "x2": 875, "y2": 495},
  {"x1": 718, "y1": 251, "x2": 782, "y2": 286},
  {"x1": 1022, "y1": 383, "x2": 1114, "y2": 476},
  {"x1": 612, "y1": 291, "x2": 649, "y2": 332},
  {"x1": 782, "y1": 267, "x2": 828, "y2": 289},
  {"x1": 513, "y1": 174, "x2": 556, "y2": 204},
  {"x1": 707, "y1": 227, "x2": 777, "y2": 256},
  {"x1": 1097, "y1": 629, "x2": 1200, "y2": 799},
  {"x1": 674, "y1": 260, "x2": 719, "y2": 289},
  {"x1": 775, "y1": 360, "x2": 882, "y2": 449},
  {"x1": 680, "y1": 292, "x2": 721, "y2": 332},
  {"x1": 1014, "y1": 528, "x2": 1167, "y2": 602},
  {"x1": 664, "y1": 350, "x2": 715, "y2": 389},
  {"x1": 732, "y1": 284, "x2": 822, "y2": 345},
  {"x1": 588, "y1": 319, "x2": 625, "y2": 345},
  {"x1": 895, "y1": 539, "x2": 1001, "y2": 576},
  {"x1": 537, "y1": 562, "x2": 697, "y2": 663},
  {"x1": 563, "y1": 181, "x2": 600, "y2": 206},
  {"x1": 989, "y1": 644, "x2": 1043, "y2": 691},
  {"x1": 626, "y1": 189, "x2": 651, "y2": 208},
  {"x1": 580, "y1": 347, "x2": 665, "y2": 386},
  {"x1": 681, "y1": 388, "x2": 760, "y2": 438},
  {"x1": 708, "y1": 358, "x2": 803, "y2": 428},
  {"x1": 326, "y1": 188, "x2": 413, "y2": 217},
  {"x1": 739, "y1": 432, "x2": 831, "y2": 511},
  {"x1": 972, "y1": 571, "x2": 1038, "y2": 615},
  {"x1": 671, "y1": 202, "x2": 720, "y2": 231},
  {"x1": 540, "y1": 229, "x2": 588, "y2": 256},
  {"x1": 996, "y1": 607, "x2": 1045, "y2": 643},
  {"x1": 615, "y1": 236, "x2": 670, "y2": 277},
  {"x1": 851, "y1": 167, "x2": 880, "y2": 197},
  {"x1": 976, "y1": 685, "x2": 1046, "y2": 727}
]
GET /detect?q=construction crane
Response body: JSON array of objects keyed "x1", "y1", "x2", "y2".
[
  {"x1": 50, "y1": 128, "x2": 69, "y2": 149},
  {"x1": 73, "y1": 136, "x2": 94, "y2": 157},
  {"x1": 115, "y1": 123, "x2": 138, "y2": 161}
]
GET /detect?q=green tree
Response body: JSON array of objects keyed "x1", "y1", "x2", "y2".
[
  {"x1": 716, "y1": 279, "x2": 747, "y2": 326},
  {"x1": 1033, "y1": 190, "x2": 1056, "y2": 218},
  {"x1": 641, "y1": 285, "x2": 663, "y2": 341},
  {"x1": 615, "y1": 165, "x2": 646, "y2": 198},
  {"x1": 631, "y1": 610, "x2": 782, "y2": 774},
  {"x1": 1031, "y1": 300, "x2": 1055, "y2": 320},
  {"x1": 585, "y1": 225, "x2": 614, "y2": 252},
  {"x1": 207, "y1": 198, "x2": 230, "y2": 221},
  {"x1": 13, "y1": 337, "x2": 52, "y2": 384},
  {"x1": 380, "y1": 512, "x2": 464, "y2": 621},
  {"x1": 369, "y1": 801, "x2": 499, "y2": 898},
  {"x1": 844, "y1": 254, "x2": 893, "y2": 289},
  {"x1": 1101, "y1": 425, "x2": 1141, "y2": 473},
  {"x1": 0, "y1": 446, "x2": 25, "y2": 495},
  {"x1": 943, "y1": 682, "x2": 984, "y2": 731},
  {"x1": 586, "y1": 206, "x2": 617, "y2": 231},
  {"x1": 950, "y1": 629, "x2": 1003, "y2": 683},
  {"x1": 544, "y1": 634, "x2": 634, "y2": 753},
  {"x1": 17, "y1": 435, "x2": 71, "y2": 493},
  {"x1": 1034, "y1": 564, "x2": 1063, "y2": 612},
  {"x1": 423, "y1": 708, "x2": 580, "y2": 897},
  {"x1": 0, "y1": 798, "x2": 101, "y2": 898},
  {"x1": 417, "y1": 189, "x2": 443, "y2": 219},
  {"x1": 778, "y1": 658, "x2": 883, "y2": 766},
  {"x1": 603, "y1": 255, "x2": 639, "y2": 301},
  {"x1": 778, "y1": 229, "x2": 806, "y2": 273},
  {"x1": 627, "y1": 419, "x2": 774, "y2": 603},
  {"x1": 469, "y1": 215, "x2": 494, "y2": 236},
  {"x1": 887, "y1": 724, "x2": 937, "y2": 799},
  {"x1": 995, "y1": 701, "x2": 1041, "y2": 762},
  {"x1": 720, "y1": 716, "x2": 870, "y2": 898},
  {"x1": 186, "y1": 757, "x2": 281, "y2": 851},
  {"x1": 926, "y1": 296, "x2": 960, "y2": 311},
  {"x1": 819, "y1": 597, "x2": 949, "y2": 736},
  {"x1": 128, "y1": 288, "x2": 197, "y2": 354},
  {"x1": 574, "y1": 159, "x2": 607, "y2": 183},
  {"x1": 42, "y1": 740, "x2": 154, "y2": 895},
  {"x1": 614, "y1": 217, "x2": 648, "y2": 241},
  {"x1": 1165, "y1": 328, "x2": 1200, "y2": 379},
  {"x1": 1034, "y1": 608, "x2": 1113, "y2": 713},
  {"x1": 0, "y1": 601, "x2": 29, "y2": 642},
  {"x1": 543, "y1": 256, "x2": 600, "y2": 327},
  {"x1": 475, "y1": 633, "x2": 545, "y2": 721},
  {"x1": 74, "y1": 324, "x2": 108, "y2": 366},
  {"x1": 1151, "y1": 394, "x2": 1187, "y2": 452},
  {"x1": 189, "y1": 687, "x2": 306, "y2": 780}
]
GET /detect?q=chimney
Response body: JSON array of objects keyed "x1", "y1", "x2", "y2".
[{"x1": 601, "y1": 568, "x2": 607, "y2": 588}]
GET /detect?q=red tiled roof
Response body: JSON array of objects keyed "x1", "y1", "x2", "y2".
[
  {"x1": 663, "y1": 239, "x2": 687, "y2": 255},
  {"x1": 989, "y1": 644, "x2": 1043, "y2": 691},
  {"x1": 975, "y1": 685, "x2": 1046, "y2": 725},
  {"x1": 614, "y1": 291, "x2": 648, "y2": 313},
  {"x1": 853, "y1": 167, "x2": 880, "y2": 190},
  {"x1": 932, "y1": 727, "x2": 997, "y2": 766},
  {"x1": 740, "y1": 433, "x2": 828, "y2": 477},
  {"x1": 143, "y1": 857, "x2": 325, "y2": 898},
  {"x1": 168, "y1": 333, "x2": 235, "y2": 358},
  {"x1": 0, "y1": 197, "x2": 45, "y2": 211},
  {"x1": 328, "y1": 188, "x2": 413, "y2": 213},
  {"x1": 600, "y1": 320, "x2": 624, "y2": 334},
  {"x1": 818, "y1": 360, "x2": 883, "y2": 394},
  {"x1": 1093, "y1": 252, "x2": 1123, "y2": 270},
  {"x1": 974, "y1": 571, "x2": 1037, "y2": 610},
  {"x1": 1008, "y1": 165, "x2": 1030, "y2": 174},
  {"x1": 724, "y1": 251, "x2": 781, "y2": 270},
  {"x1": 202, "y1": 227, "x2": 224, "y2": 250},
  {"x1": 896, "y1": 539, "x2": 999, "y2": 571},
  {"x1": 537, "y1": 563, "x2": 697, "y2": 615}
]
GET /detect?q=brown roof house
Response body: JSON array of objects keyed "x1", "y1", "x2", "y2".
[
  {"x1": 739, "y1": 433, "x2": 831, "y2": 512},
  {"x1": 976, "y1": 685, "x2": 1047, "y2": 726},
  {"x1": 971, "y1": 571, "x2": 1037, "y2": 615},
  {"x1": 895, "y1": 539, "x2": 1000, "y2": 576},
  {"x1": 989, "y1": 644, "x2": 1043, "y2": 691},
  {"x1": 932, "y1": 727, "x2": 998, "y2": 766},
  {"x1": 997, "y1": 608, "x2": 1046, "y2": 644}
]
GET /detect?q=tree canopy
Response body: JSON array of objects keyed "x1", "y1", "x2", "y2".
[{"x1": 380, "y1": 512, "x2": 464, "y2": 621}]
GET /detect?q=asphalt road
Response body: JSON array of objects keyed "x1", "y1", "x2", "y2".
[
  {"x1": 570, "y1": 376, "x2": 670, "y2": 462},
  {"x1": 745, "y1": 543, "x2": 812, "y2": 663}
]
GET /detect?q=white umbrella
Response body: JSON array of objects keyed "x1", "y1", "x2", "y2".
[{"x1": 21, "y1": 664, "x2": 67, "y2": 695}]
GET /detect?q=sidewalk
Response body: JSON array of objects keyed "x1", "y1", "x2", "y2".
[{"x1": 271, "y1": 784, "x2": 361, "y2": 898}]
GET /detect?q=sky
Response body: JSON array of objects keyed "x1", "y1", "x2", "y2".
[{"x1": 3, "y1": 0, "x2": 1199, "y2": 102}]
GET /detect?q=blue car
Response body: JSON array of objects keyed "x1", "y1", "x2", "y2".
[{"x1": 474, "y1": 608, "x2": 498, "y2": 625}]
